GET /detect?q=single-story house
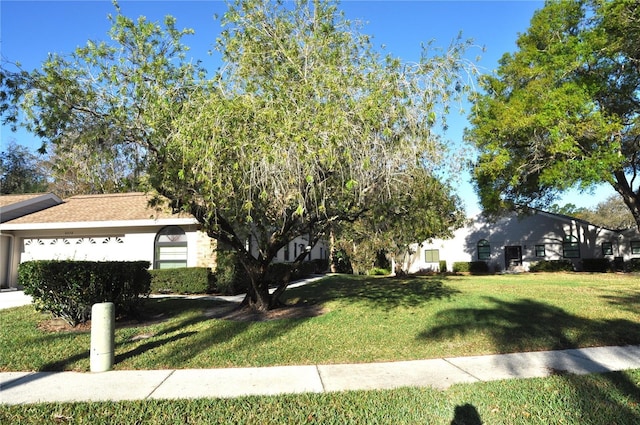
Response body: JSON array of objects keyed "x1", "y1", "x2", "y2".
[
  {"x1": 402, "y1": 208, "x2": 640, "y2": 273},
  {"x1": 0, "y1": 192, "x2": 328, "y2": 289}
]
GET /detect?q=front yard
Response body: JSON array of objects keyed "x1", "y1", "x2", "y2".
[
  {"x1": 2, "y1": 272, "x2": 639, "y2": 424},
  {"x1": 1, "y1": 272, "x2": 638, "y2": 372}
]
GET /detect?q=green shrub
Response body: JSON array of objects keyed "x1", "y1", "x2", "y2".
[
  {"x1": 452, "y1": 262, "x2": 469, "y2": 273},
  {"x1": 311, "y1": 258, "x2": 329, "y2": 273},
  {"x1": 626, "y1": 258, "x2": 640, "y2": 272},
  {"x1": 149, "y1": 267, "x2": 214, "y2": 294},
  {"x1": 469, "y1": 261, "x2": 490, "y2": 274},
  {"x1": 529, "y1": 260, "x2": 574, "y2": 272},
  {"x1": 368, "y1": 267, "x2": 390, "y2": 276},
  {"x1": 439, "y1": 260, "x2": 448, "y2": 273},
  {"x1": 18, "y1": 260, "x2": 150, "y2": 326},
  {"x1": 214, "y1": 250, "x2": 249, "y2": 295},
  {"x1": 265, "y1": 263, "x2": 294, "y2": 285},
  {"x1": 331, "y1": 249, "x2": 353, "y2": 274},
  {"x1": 612, "y1": 257, "x2": 625, "y2": 272},
  {"x1": 450, "y1": 261, "x2": 489, "y2": 274},
  {"x1": 293, "y1": 261, "x2": 316, "y2": 280},
  {"x1": 581, "y1": 258, "x2": 611, "y2": 273}
]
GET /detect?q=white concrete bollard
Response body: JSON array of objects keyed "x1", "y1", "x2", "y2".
[{"x1": 90, "y1": 302, "x2": 115, "y2": 372}]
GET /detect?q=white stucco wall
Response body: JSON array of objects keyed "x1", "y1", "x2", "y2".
[
  {"x1": 1, "y1": 221, "x2": 207, "y2": 288},
  {"x1": 269, "y1": 235, "x2": 330, "y2": 264},
  {"x1": 403, "y1": 211, "x2": 639, "y2": 273},
  {"x1": 15, "y1": 225, "x2": 201, "y2": 264}
]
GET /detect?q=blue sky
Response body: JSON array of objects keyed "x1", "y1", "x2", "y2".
[{"x1": 0, "y1": 0, "x2": 616, "y2": 214}]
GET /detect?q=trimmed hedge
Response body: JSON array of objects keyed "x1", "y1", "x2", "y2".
[
  {"x1": 626, "y1": 258, "x2": 640, "y2": 272},
  {"x1": 266, "y1": 261, "x2": 323, "y2": 285},
  {"x1": 439, "y1": 260, "x2": 448, "y2": 273},
  {"x1": 293, "y1": 261, "x2": 317, "y2": 279},
  {"x1": 452, "y1": 261, "x2": 489, "y2": 274},
  {"x1": 214, "y1": 250, "x2": 250, "y2": 295},
  {"x1": 215, "y1": 249, "x2": 322, "y2": 295},
  {"x1": 311, "y1": 258, "x2": 329, "y2": 273},
  {"x1": 149, "y1": 267, "x2": 215, "y2": 294},
  {"x1": 18, "y1": 260, "x2": 150, "y2": 326},
  {"x1": 265, "y1": 263, "x2": 294, "y2": 286},
  {"x1": 581, "y1": 258, "x2": 611, "y2": 273},
  {"x1": 469, "y1": 261, "x2": 490, "y2": 274},
  {"x1": 529, "y1": 260, "x2": 574, "y2": 272},
  {"x1": 452, "y1": 262, "x2": 469, "y2": 273}
]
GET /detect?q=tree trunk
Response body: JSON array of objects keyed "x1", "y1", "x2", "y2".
[
  {"x1": 613, "y1": 171, "x2": 640, "y2": 231},
  {"x1": 329, "y1": 226, "x2": 337, "y2": 273},
  {"x1": 239, "y1": 259, "x2": 289, "y2": 311},
  {"x1": 240, "y1": 261, "x2": 271, "y2": 311}
]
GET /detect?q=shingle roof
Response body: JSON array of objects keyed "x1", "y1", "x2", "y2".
[
  {"x1": 3, "y1": 192, "x2": 191, "y2": 224},
  {"x1": 0, "y1": 193, "x2": 51, "y2": 208}
]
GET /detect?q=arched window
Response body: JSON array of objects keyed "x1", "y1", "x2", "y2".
[
  {"x1": 563, "y1": 235, "x2": 580, "y2": 258},
  {"x1": 154, "y1": 226, "x2": 188, "y2": 269},
  {"x1": 477, "y1": 239, "x2": 491, "y2": 261}
]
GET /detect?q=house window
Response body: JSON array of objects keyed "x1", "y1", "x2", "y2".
[
  {"x1": 602, "y1": 242, "x2": 613, "y2": 256},
  {"x1": 477, "y1": 239, "x2": 490, "y2": 261},
  {"x1": 154, "y1": 226, "x2": 188, "y2": 269},
  {"x1": 424, "y1": 249, "x2": 440, "y2": 263},
  {"x1": 631, "y1": 241, "x2": 640, "y2": 255},
  {"x1": 535, "y1": 244, "x2": 546, "y2": 257},
  {"x1": 563, "y1": 235, "x2": 580, "y2": 258}
]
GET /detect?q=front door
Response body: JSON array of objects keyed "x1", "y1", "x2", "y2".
[{"x1": 504, "y1": 245, "x2": 522, "y2": 269}]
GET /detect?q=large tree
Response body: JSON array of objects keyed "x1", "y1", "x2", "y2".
[
  {"x1": 578, "y1": 195, "x2": 636, "y2": 230},
  {"x1": 0, "y1": 141, "x2": 48, "y2": 194},
  {"x1": 467, "y1": 0, "x2": 640, "y2": 230},
  {"x1": 1, "y1": 0, "x2": 474, "y2": 310}
]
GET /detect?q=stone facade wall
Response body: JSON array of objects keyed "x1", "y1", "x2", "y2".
[{"x1": 195, "y1": 230, "x2": 217, "y2": 269}]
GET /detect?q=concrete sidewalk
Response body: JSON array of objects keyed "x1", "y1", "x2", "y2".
[
  {"x1": 2, "y1": 345, "x2": 639, "y2": 405},
  {"x1": 0, "y1": 289, "x2": 32, "y2": 310}
]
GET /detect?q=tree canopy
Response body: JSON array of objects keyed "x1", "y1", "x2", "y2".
[
  {"x1": 467, "y1": 0, "x2": 640, "y2": 230},
  {"x1": 0, "y1": 142, "x2": 48, "y2": 194},
  {"x1": 1, "y1": 0, "x2": 475, "y2": 309}
]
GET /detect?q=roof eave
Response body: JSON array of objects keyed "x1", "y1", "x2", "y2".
[{"x1": 1, "y1": 217, "x2": 199, "y2": 231}]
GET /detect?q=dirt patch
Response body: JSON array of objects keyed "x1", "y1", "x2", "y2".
[
  {"x1": 37, "y1": 313, "x2": 169, "y2": 333},
  {"x1": 37, "y1": 303, "x2": 326, "y2": 332},
  {"x1": 37, "y1": 318, "x2": 92, "y2": 333},
  {"x1": 205, "y1": 303, "x2": 327, "y2": 322}
]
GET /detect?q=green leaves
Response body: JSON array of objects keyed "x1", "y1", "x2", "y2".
[
  {"x1": 468, "y1": 0, "x2": 640, "y2": 227},
  {"x1": 3, "y1": 0, "x2": 479, "y2": 306}
]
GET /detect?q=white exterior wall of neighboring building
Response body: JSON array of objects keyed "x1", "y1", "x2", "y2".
[
  {"x1": 403, "y1": 211, "x2": 640, "y2": 274},
  {"x1": 269, "y1": 235, "x2": 330, "y2": 263}
]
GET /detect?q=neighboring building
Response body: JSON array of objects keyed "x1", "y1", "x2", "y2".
[
  {"x1": 402, "y1": 209, "x2": 640, "y2": 274},
  {"x1": 0, "y1": 192, "x2": 328, "y2": 289}
]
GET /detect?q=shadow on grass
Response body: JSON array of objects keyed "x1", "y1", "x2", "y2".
[
  {"x1": 601, "y1": 289, "x2": 640, "y2": 315},
  {"x1": 552, "y1": 371, "x2": 640, "y2": 423},
  {"x1": 285, "y1": 274, "x2": 460, "y2": 310},
  {"x1": 30, "y1": 294, "x2": 320, "y2": 371},
  {"x1": 451, "y1": 403, "x2": 482, "y2": 425},
  {"x1": 420, "y1": 297, "x2": 640, "y2": 422},
  {"x1": 116, "y1": 296, "x2": 326, "y2": 368},
  {"x1": 420, "y1": 296, "x2": 640, "y2": 352}
]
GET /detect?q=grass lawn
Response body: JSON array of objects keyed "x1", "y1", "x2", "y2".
[
  {"x1": 1, "y1": 273, "x2": 639, "y2": 372},
  {"x1": 1, "y1": 273, "x2": 639, "y2": 423},
  {"x1": 2, "y1": 370, "x2": 639, "y2": 424}
]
